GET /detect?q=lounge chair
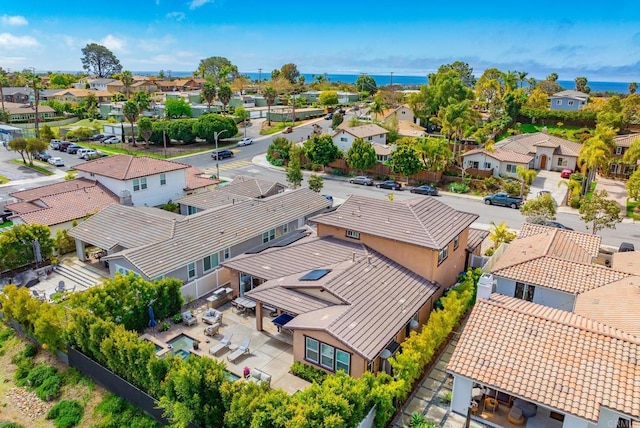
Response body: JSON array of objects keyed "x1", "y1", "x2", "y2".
[
  {"x1": 182, "y1": 311, "x2": 197, "y2": 326},
  {"x1": 202, "y1": 308, "x2": 223, "y2": 325},
  {"x1": 31, "y1": 289, "x2": 47, "y2": 301},
  {"x1": 227, "y1": 338, "x2": 250, "y2": 363},
  {"x1": 204, "y1": 323, "x2": 221, "y2": 337},
  {"x1": 209, "y1": 333, "x2": 233, "y2": 356}
]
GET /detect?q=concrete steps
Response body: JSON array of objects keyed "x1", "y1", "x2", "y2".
[{"x1": 55, "y1": 263, "x2": 105, "y2": 290}]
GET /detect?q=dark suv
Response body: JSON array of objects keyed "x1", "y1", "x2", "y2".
[
  {"x1": 58, "y1": 141, "x2": 72, "y2": 152},
  {"x1": 211, "y1": 149, "x2": 234, "y2": 160},
  {"x1": 66, "y1": 144, "x2": 82, "y2": 154}
]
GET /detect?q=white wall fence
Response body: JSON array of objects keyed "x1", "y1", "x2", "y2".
[
  {"x1": 357, "y1": 406, "x2": 376, "y2": 428},
  {"x1": 481, "y1": 243, "x2": 508, "y2": 273},
  {"x1": 180, "y1": 268, "x2": 231, "y2": 300}
]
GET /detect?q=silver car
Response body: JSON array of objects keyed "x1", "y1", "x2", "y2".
[{"x1": 349, "y1": 176, "x2": 374, "y2": 186}]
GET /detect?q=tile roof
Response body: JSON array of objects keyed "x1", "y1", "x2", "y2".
[
  {"x1": 495, "y1": 133, "x2": 582, "y2": 158},
  {"x1": 447, "y1": 295, "x2": 640, "y2": 422},
  {"x1": 397, "y1": 120, "x2": 426, "y2": 137},
  {"x1": 372, "y1": 143, "x2": 393, "y2": 156},
  {"x1": 613, "y1": 133, "x2": 640, "y2": 148},
  {"x1": 337, "y1": 124, "x2": 389, "y2": 139},
  {"x1": 462, "y1": 148, "x2": 533, "y2": 164},
  {"x1": 68, "y1": 204, "x2": 180, "y2": 250},
  {"x1": 551, "y1": 90, "x2": 589, "y2": 99},
  {"x1": 244, "y1": 244, "x2": 438, "y2": 360},
  {"x1": 52, "y1": 89, "x2": 111, "y2": 98},
  {"x1": 312, "y1": 195, "x2": 478, "y2": 250},
  {"x1": 518, "y1": 223, "x2": 601, "y2": 258},
  {"x1": 176, "y1": 190, "x2": 252, "y2": 211},
  {"x1": 184, "y1": 166, "x2": 218, "y2": 191},
  {"x1": 219, "y1": 175, "x2": 287, "y2": 198},
  {"x1": 74, "y1": 154, "x2": 189, "y2": 180},
  {"x1": 466, "y1": 228, "x2": 489, "y2": 252},
  {"x1": 10, "y1": 178, "x2": 97, "y2": 202},
  {"x1": 4, "y1": 102, "x2": 55, "y2": 115},
  {"x1": 612, "y1": 251, "x2": 640, "y2": 275},
  {"x1": 97, "y1": 188, "x2": 330, "y2": 278},
  {"x1": 574, "y1": 276, "x2": 640, "y2": 337}
]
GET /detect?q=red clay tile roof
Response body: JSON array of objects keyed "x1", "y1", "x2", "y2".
[
  {"x1": 184, "y1": 166, "x2": 218, "y2": 191},
  {"x1": 613, "y1": 133, "x2": 640, "y2": 148},
  {"x1": 10, "y1": 178, "x2": 97, "y2": 201},
  {"x1": 462, "y1": 148, "x2": 534, "y2": 164},
  {"x1": 518, "y1": 223, "x2": 601, "y2": 258},
  {"x1": 74, "y1": 154, "x2": 188, "y2": 180},
  {"x1": 447, "y1": 295, "x2": 640, "y2": 422}
]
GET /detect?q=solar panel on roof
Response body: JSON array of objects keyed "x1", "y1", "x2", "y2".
[{"x1": 299, "y1": 269, "x2": 331, "y2": 281}]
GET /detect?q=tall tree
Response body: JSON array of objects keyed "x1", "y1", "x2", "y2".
[
  {"x1": 263, "y1": 86, "x2": 277, "y2": 126},
  {"x1": 629, "y1": 82, "x2": 638, "y2": 94},
  {"x1": 123, "y1": 100, "x2": 140, "y2": 146},
  {"x1": 133, "y1": 91, "x2": 150, "y2": 112},
  {"x1": 579, "y1": 124, "x2": 616, "y2": 194},
  {"x1": 345, "y1": 138, "x2": 377, "y2": 174},
  {"x1": 120, "y1": 70, "x2": 134, "y2": 98},
  {"x1": 286, "y1": 144, "x2": 303, "y2": 188},
  {"x1": 165, "y1": 98, "x2": 192, "y2": 119},
  {"x1": 355, "y1": 74, "x2": 377, "y2": 96},
  {"x1": 0, "y1": 67, "x2": 8, "y2": 116},
  {"x1": 516, "y1": 166, "x2": 537, "y2": 197},
  {"x1": 546, "y1": 73, "x2": 559, "y2": 82},
  {"x1": 389, "y1": 144, "x2": 422, "y2": 182},
  {"x1": 280, "y1": 63, "x2": 300, "y2": 84},
  {"x1": 303, "y1": 135, "x2": 341, "y2": 166},
  {"x1": 197, "y1": 56, "x2": 237, "y2": 86},
  {"x1": 23, "y1": 69, "x2": 42, "y2": 137},
  {"x1": 84, "y1": 92, "x2": 99, "y2": 119},
  {"x1": 575, "y1": 77, "x2": 590, "y2": 93},
  {"x1": 369, "y1": 95, "x2": 385, "y2": 120},
  {"x1": 434, "y1": 99, "x2": 476, "y2": 161},
  {"x1": 217, "y1": 84, "x2": 232, "y2": 113},
  {"x1": 437, "y1": 61, "x2": 476, "y2": 88},
  {"x1": 80, "y1": 43, "x2": 122, "y2": 77},
  {"x1": 26, "y1": 138, "x2": 47, "y2": 165},
  {"x1": 414, "y1": 137, "x2": 452, "y2": 171},
  {"x1": 201, "y1": 81, "x2": 217, "y2": 112},
  {"x1": 138, "y1": 117, "x2": 153, "y2": 145},
  {"x1": 520, "y1": 194, "x2": 556, "y2": 224},
  {"x1": 8, "y1": 137, "x2": 28, "y2": 164},
  {"x1": 623, "y1": 136, "x2": 640, "y2": 164},
  {"x1": 626, "y1": 168, "x2": 640, "y2": 201},
  {"x1": 579, "y1": 189, "x2": 622, "y2": 234}
]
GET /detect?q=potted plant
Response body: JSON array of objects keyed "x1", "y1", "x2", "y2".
[
  {"x1": 193, "y1": 339, "x2": 200, "y2": 350},
  {"x1": 159, "y1": 321, "x2": 170, "y2": 332},
  {"x1": 172, "y1": 314, "x2": 183, "y2": 324}
]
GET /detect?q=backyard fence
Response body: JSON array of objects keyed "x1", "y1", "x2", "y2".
[{"x1": 323, "y1": 158, "x2": 443, "y2": 184}]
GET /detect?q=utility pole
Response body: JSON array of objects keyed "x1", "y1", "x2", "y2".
[
  {"x1": 214, "y1": 129, "x2": 229, "y2": 180},
  {"x1": 257, "y1": 68, "x2": 262, "y2": 94}
]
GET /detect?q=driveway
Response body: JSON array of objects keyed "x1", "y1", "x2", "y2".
[
  {"x1": 596, "y1": 176, "x2": 628, "y2": 211},
  {"x1": 528, "y1": 170, "x2": 567, "y2": 205}
]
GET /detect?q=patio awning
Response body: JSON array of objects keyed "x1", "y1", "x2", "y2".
[{"x1": 272, "y1": 313, "x2": 295, "y2": 328}]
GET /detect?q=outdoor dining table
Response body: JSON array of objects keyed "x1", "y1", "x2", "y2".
[{"x1": 233, "y1": 297, "x2": 257, "y2": 312}]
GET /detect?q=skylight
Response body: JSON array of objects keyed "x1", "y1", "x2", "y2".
[{"x1": 299, "y1": 269, "x2": 331, "y2": 281}]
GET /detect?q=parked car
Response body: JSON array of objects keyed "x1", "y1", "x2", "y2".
[
  {"x1": 619, "y1": 242, "x2": 635, "y2": 252},
  {"x1": 376, "y1": 180, "x2": 402, "y2": 190},
  {"x1": 50, "y1": 139, "x2": 63, "y2": 149},
  {"x1": 560, "y1": 168, "x2": 573, "y2": 178},
  {"x1": 90, "y1": 133, "x2": 107, "y2": 141},
  {"x1": 102, "y1": 136, "x2": 121, "y2": 144},
  {"x1": 546, "y1": 221, "x2": 573, "y2": 230},
  {"x1": 410, "y1": 185, "x2": 439, "y2": 196},
  {"x1": 66, "y1": 144, "x2": 82, "y2": 154},
  {"x1": 337, "y1": 108, "x2": 346, "y2": 115},
  {"x1": 324, "y1": 113, "x2": 333, "y2": 120},
  {"x1": 237, "y1": 137, "x2": 253, "y2": 147},
  {"x1": 36, "y1": 151, "x2": 52, "y2": 161},
  {"x1": 77, "y1": 148, "x2": 93, "y2": 158},
  {"x1": 211, "y1": 149, "x2": 234, "y2": 160},
  {"x1": 86, "y1": 151, "x2": 107, "y2": 160},
  {"x1": 48, "y1": 157, "x2": 64, "y2": 167},
  {"x1": 349, "y1": 176, "x2": 374, "y2": 186},
  {"x1": 80, "y1": 149, "x2": 98, "y2": 159},
  {"x1": 483, "y1": 192, "x2": 523, "y2": 209},
  {"x1": 283, "y1": 126, "x2": 293, "y2": 134},
  {"x1": 58, "y1": 141, "x2": 72, "y2": 152}
]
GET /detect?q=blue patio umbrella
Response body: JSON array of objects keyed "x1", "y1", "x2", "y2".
[{"x1": 148, "y1": 305, "x2": 157, "y2": 329}]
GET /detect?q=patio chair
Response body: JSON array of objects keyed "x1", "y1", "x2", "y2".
[
  {"x1": 202, "y1": 308, "x2": 223, "y2": 325},
  {"x1": 227, "y1": 338, "x2": 250, "y2": 363},
  {"x1": 182, "y1": 311, "x2": 197, "y2": 326},
  {"x1": 209, "y1": 333, "x2": 233, "y2": 356},
  {"x1": 55, "y1": 281, "x2": 66, "y2": 294},
  {"x1": 204, "y1": 323, "x2": 221, "y2": 337},
  {"x1": 31, "y1": 289, "x2": 47, "y2": 301}
]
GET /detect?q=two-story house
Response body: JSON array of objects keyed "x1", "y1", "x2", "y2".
[
  {"x1": 87, "y1": 78, "x2": 116, "y2": 91},
  {"x1": 609, "y1": 133, "x2": 639, "y2": 177},
  {"x1": 494, "y1": 132, "x2": 581, "y2": 171},
  {"x1": 550, "y1": 90, "x2": 589, "y2": 111},
  {"x1": 74, "y1": 154, "x2": 217, "y2": 207},
  {"x1": 332, "y1": 124, "x2": 389, "y2": 151}
]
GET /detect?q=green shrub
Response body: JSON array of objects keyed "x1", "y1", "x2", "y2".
[
  {"x1": 502, "y1": 180, "x2": 521, "y2": 197},
  {"x1": 290, "y1": 361, "x2": 327, "y2": 384},
  {"x1": 570, "y1": 194, "x2": 582, "y2": 208},
  {"x1": 22, "y1": 344, "x2": 38, "y2": 358},
  {"x1": 36, "y1": 375, "x2": 62, "y2": 401},
  {"x1": 26, "y1": 364, "x2": 57, "y2": 388},
  {"x1": 449, "y1": 182, "x2": 470, "y2": 193},
  {"x1": 570, "y1": 172, "x2": 583, "y2": 182},
  {"x1": 94, "y1": 394, "x2": 160, "y2": 428},
  {"x1": 13, "y1": 358, "x2": 34, "y2": 386},
  {"x1": 46, "y1": 400, "x2": 84, "y2": 428},
  {"x1": 0, "y1": 422, "x2": 24, "y2": 428},
  {"x1": 0, "y1": 328, "x2": 14, "y2": 345},
  {"x1": 484, "y1": 176, "x2": 499, "y2": 190},
  {"x1": 60, "y1": 368, "x2": 85, "y2": 386}
]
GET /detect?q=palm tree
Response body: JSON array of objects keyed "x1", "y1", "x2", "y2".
[
  {"x1": 369, "y1": 96, "x2": 385, "y2": 120},
  {"x1": 24, "y1": 70, "x2": 42, "y2": 138},
  {"x1": 201, "y1": 81, "x2": 216, "y2": 112},
  {"x1": 263, "y1": 86, "x2": 277, "y2": 126},
  {"x1": 0, "y1": 67, "x2": 8, "y2": 117},
  {"x1": 518, "y1": 71, "x2": 529, "y2": 88},
  {"x1": 123, "y1": 99, "x2": 140, "y2": 146},
  {"x1": 120, "y1": 70, "x2": 134, "y2": 99},
  {"x1": 217, "y1": 84, "x2": 232, "y2": 113},
  {"x1": 629, "y1": 82, "x2": 638, "y2": 94},
  {"x1": 516, "y1": 166, "x2": 537, "y2": 197},
  {"x1": 414, "y1": 137, "x2": 452, "y2": 171},
  {"x1": 434, "y1": 100, "x2": 475, "y2": 162},
  {"x1": 579, "y1": 137, "x2": 609, "y2": 195}
]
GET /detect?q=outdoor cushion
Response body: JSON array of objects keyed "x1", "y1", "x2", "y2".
[{"x1": 513, "y1": 398, "x2": 537, "y2": 417}]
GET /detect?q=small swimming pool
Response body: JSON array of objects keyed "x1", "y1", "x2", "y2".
[
  {"x1": 166, "y1": 333, "x2": 196, "y2": 359},
  {"x1": 225, "y1": 370, "x2": 241, "y2": 382}
]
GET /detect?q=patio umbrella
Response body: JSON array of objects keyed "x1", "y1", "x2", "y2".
[{"x1": 148, "y1": 305, "x2": 157, "y2": 329}]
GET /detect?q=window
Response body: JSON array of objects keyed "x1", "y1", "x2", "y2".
[
  {"x1": 438, "y1": 246, "x2": 448, "y2": 264},
  {"x1": 557, "y1": 157, "x2": 565, "y2": 166},
  {"x1": 222, "y1": 247, "x2": 230, "y2": 260},
  {"x1": 514, "y1": 282, "x2": 535, "y2": 301},
  {"x1": 320, "y1": 343, "x2": 334, "y2": 369},
  {"x1": 133, "y1": 177, "x2": 147, "y2": 191},
  {"x1": 283, "y1": 223, "x2": 289, "y2": 234},
  {"x1": 160, "y1": 173, "x2": 166, "y2": 186},
  {"x1": 367, "y1": 136, "x2": 373, "y2": 141},
  {"x1": 506, "y1": 164, "x2": 517, "y2": 173},
  {"x1": 615, "y1": 146, "x2": 623, "y2": 155},
  {"x1": 187, "y1": 262, "x2": 196, "y2": 280},
  {"x1": 568, "y1": 100, "x2": 574, "y2": 106},
  {"x1": 453, "y1": 235, "x2": 460, "y2": 250},
  {"x1": 203, "y1": 253, "x2": 219, "y2": 272},
  {"x1": 483, "y1": 162, "x2": 492, "y2": 169},
  {"x1": 617, "y1": 418, "x2": 631, "y2": 428},
  {"x1": 468, "y1": 161, "x2": 479, "y2": 169},
  {"x1": 346, "y1": 230, "x2": 360, "y2": 240},
  {"x1": 556, "y1": 100, "x2": 562, "y2": 105},
  {"x1": 340, "y1": 137, "x2": 348, "y2": 142},
  {"x1": 336, "y1": 350, "x2": 351, "y2": 373},
  {"x1": 187, "y1": 205, "x2": 198, "y2": 215},
  {"x1": 610, "y1": 164, "x2": 618, "y2": 173},
  {"x1": 262, "y1": 228, "x2": 276, "y2": 243},
  {"x1": 305, "y1": 337, "x2": 319, "y2": 363}
]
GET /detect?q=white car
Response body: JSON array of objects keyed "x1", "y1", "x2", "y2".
[
  {"x1": 81, "y1": 149, "x2": 98, "y2": 159},
  {"x1": 103, "y1": 136, "x2": 121, "y2": 144},
  {"x1": 237, "y1": 137, "x2": 253, "y2": 147},
  {"x1": 48, "y1": 157, "x2": 64, "y2": 167}
]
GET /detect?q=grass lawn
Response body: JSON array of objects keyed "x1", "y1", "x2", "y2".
[
  {"x1": 81, "y1": 142, "x2": 215, "y2": 159},
  {"x1": 260, "y1": 118, "x2": 318, "y2": 136},
  {"x1": 514, "y1": 123, "x2": 593, "y2": 142},
  {"x1": 627, "y1": 198, "x2": 640, "y2": 220},
  {"x1": 0, "y1": 174, "x2": 9, "y2": 184},
  {"x1": 10, "y1": 159, "x2": 54, "y2": 176}
]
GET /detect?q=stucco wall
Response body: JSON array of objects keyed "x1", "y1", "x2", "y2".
[
  {"x1": 494, "y1": 277, "x2": 576, "y2": 311},
  {"x1": 293, "y1": 329, "x2": 367, "y2": 378}
]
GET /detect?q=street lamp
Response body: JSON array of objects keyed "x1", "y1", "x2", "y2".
[{"x1": 214, "y1": 129, "x2": 228, "y2": 180}]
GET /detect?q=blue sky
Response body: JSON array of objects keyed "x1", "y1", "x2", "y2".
[{"x1": 1, "y1": 0, "x2": 640, "y2": 81}]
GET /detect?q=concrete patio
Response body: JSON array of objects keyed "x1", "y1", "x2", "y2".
[{"x1": 142, "y1": 300, "x2": 310, "y2": 395}]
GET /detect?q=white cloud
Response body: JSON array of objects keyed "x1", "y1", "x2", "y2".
[
  {"x1": 101, "y1": 34, "x2": 126, "y2": 52},
  {"x1": 63, "y1": 35, "x2": 74, "y2": 48},
  {"x1": 0, "y1": 15, "x2": 28, "y2": 26},
  {"x1": 138, "y1": 35, "x2": 176, "y2": 53},
  {"x1": 0, "y1": 33, "x2": 39, "y2": 49},
  {"x1": 166, "y1": 11, "x2": 185, "y2": 21},
  {"x1": 189, "y1": 0, "x2": 213, "y2": 10},
  {"x1": 0, "y1": 55, "x2": 28, "y2": 67}
]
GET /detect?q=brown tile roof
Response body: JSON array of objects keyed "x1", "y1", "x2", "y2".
[
  {"x1": 613, "y1": 133, "x2": 640, "y2": 148},
  {"x1": 4, "y1": 102, "x2": 55, "y2": 115},
  {"x1": 337, "y1": 124, "x2": 389, "y2": 139},
  {"x1": 496, "y1": 132, "x2": 582, "y2": 158},
  {"x1": 5, "y1": 201, "x2": 41, "y2": 214},
  {"x1": 219, "y1": 175, "x2": 287, "y2": 198},
  {"x1": 518, "y1": 223, "x2": 601, "y2": 258},
  {"x1": 184, "y1": 166, "x2": 218, "y2": 191},
  {"x1": 612, "y1": 251, "x2": 640, "y2": 275},
  {"x1": 462, "y1": 148, "x2": 534, "y2": 164},
  {"x1": 574, "y1": 276, "x2": 640, "y2": 337},
  {"x1": 397, "y1": 120, "x2": 426, "y2": 137},
  {"x1": 175, "y1": 191, "x2": 253, "y2": 211},
  {"x1": 466, "y1": 228, "x2": 489, "y2": 252},
  {"x1": 74, "y1": 154, "x2": 188, "y2": 180},
  {"x1": 244, "y1": 244, "x2": 439, "y2": 360},
  {"x1": 447, "y1": 295, "x2": 640, "y2": 422},
  {"x1": 372, "y1": 143, "x2": 393, "y2": 156},
  {"x1": 53, "y1": 89, "x2": 111, "y2": 98},
  {"x1": 312, "y1": 195, "x2": 478, "y2": 250},
  {"x1": 10, "y1": 178, "x2": 97, "y2": 201}
]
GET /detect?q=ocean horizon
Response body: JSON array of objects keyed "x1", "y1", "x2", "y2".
[{"x1": 132, "y1": 71, "x2": 632, "y2": 94}]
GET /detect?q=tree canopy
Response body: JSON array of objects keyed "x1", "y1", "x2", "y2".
[
  {"x1": 346, "y1": 138, "x2": 377, "y2": 173},
  {"x1": 165, "y1": 98, "x2": 192, "y2": 119},
  {"x1": 193, "y1": 114, "x2": 238, "y2": 143},
  {"x1": 280, "y1": 63, "x2": 300, "y2": 84},
  {"x1": 579, "y1": 189, "x2": 622, "y2": 234},
  {"x1": 197, "y1": 56, "x2": 238, "y2": 85},
  {"x1": 389, "y1": 145, "x2": 422, "y2": 179},
  {"x1": 355, "y1": 75, "x2": 377, "y2": 96},
  {"x1": 80, "y1": 43, "x2": 122, "y2": 78},
  {"x1": 520, "y1": 194, "x2": 557, "y2": 224},
  {"x1": 303, "y1": 135, "x2": 341, "y2": 166},
  {"x1": 318, "y1": 90, "x2": 338, "y2": 106}
]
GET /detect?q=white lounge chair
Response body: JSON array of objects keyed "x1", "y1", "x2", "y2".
[
  {"x1": 227, "y1": 338, "x2": 250, "y2": 363},
  {"x1": 202, "y1": 308, "x2": 222, "y2": 325},
  {"x1": 209, "y1": 333, "x2": 232, "y2": 356}
]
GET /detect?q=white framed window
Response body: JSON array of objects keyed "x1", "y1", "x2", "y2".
[
  {"x1": 160, "y1": 173, "x2": 166, "y2": 185},
  {"x1": 556, "y1": 99, "x2": 562, "y2": 105},
  {"x1": 262, "y1": 228, "x2": 276, "y2": 243},
  {"x1": 203, "y1": 253, "x2": 219, "y2": 272},
  {"x1": 453, "y1": 235, "x2": 460, "y2": 250},
  {"x1": 283, "y1": 223, "x2": 289, "y2": 234},
  {"x1": 483, "y1": 162, "x2": 492, "y2": 169},
  {"x1": 346, "y1": 230, "x2": 360, "y2": 239},
  {"x1": 187, "y1": 205, "x2": 197, "y2": 215},
  {"x1": 320, "y1": 343, "x2": 334, "y2": 369},
  {"x1": 514, "y1": 282, "x2": 535, "y2": 302},
  {"x1": 506, "y1": 164, "x2": 517, "y2": 173},
  {"x1": 133, "y1": 177, "x2": 147, "y2": 191},
  {"x1": 340, "y1": 137, "x2": 348, "y2": 142},
  {"x1": 615, "y1": 146, "x2": 623, "y2": 155},
  {"x1": 187, "y1": 262, "x2": 196, "y2": 280},
  {"x1": 336, "y1": 350, "x2": 351, "y2": 373},
  {"x1": 367, "y1": 136, "x2": 373, "y2": 141},
  {"x1": 610, "y1": 164, "x2": 617, "y2": 173},
  {"x1": 468, "y1": 161, "x2": 479, "y2": 169},
  {"x1": 305, "y1": 337, "x2": 319, "y2": 364},
  {"x1": 222, "y1": 247, "x2": 230, "y2": 260},
  {"x1": 557, "y1": 157, "x2": 568, "y2": 167},
  {"x1": 568, "y1": 100, "x2": 574, "y2": 106},
  {"x1": 438, "y1": 246, "x2": 448, "y2": 264}
]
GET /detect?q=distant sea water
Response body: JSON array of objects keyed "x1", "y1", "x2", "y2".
[{"x1": 135, "y1": 71, "x2": 632, "y2": 94}]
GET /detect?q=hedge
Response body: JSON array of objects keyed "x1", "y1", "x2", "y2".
[{"x1": 518, "y1": 107, "x2": 597, "y2": 127}]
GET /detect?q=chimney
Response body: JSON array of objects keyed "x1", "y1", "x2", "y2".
[
  {"x1": 352, "y1": 251, "x2": 356, "y2": 262},
  {"x1": 367, "y1": 255, "x2": 372, "y2": 265},
  {"x1": 477, "y1": 273, "x2": 494, "y2": 300},
  {"x1": 119, "y1": 190, "x2": 133, "y2": 206}
]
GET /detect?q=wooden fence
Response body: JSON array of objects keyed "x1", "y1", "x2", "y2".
[{"x1": 323, "y1": 158, "x2": 443, "y2": 184}]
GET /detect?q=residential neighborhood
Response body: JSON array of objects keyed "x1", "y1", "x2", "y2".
[{"x1": 1, "y1": 4, "x2": 640, "y2": 427}]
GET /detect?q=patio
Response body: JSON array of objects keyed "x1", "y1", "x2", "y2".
[{"x1": 142, "y1": 300, "x2": 310, "y2": 395}]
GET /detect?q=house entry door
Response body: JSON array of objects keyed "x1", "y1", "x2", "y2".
[{"x1": 540, "y1": 155, "x2": 547, "y2": 169}]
